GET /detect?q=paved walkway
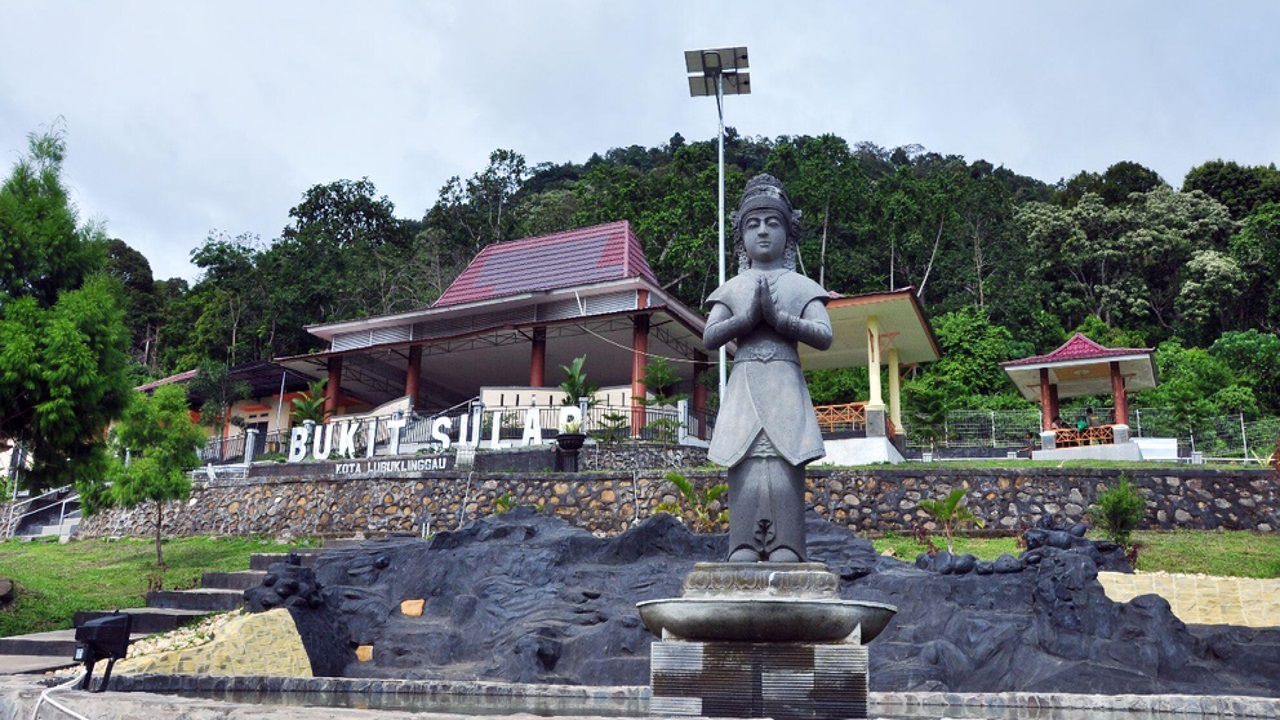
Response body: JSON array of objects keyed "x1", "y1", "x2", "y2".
[{"x1": 1098, "y1": 571, "x2": 1280, "y2": 627}]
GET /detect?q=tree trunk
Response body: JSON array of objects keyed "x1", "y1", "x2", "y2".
[
  {"x1": 916, "y1": 215, "x2": 946, "y2": 301},
  {"x1": 155, "y1": 500, "x2": 165, "y2": 568},
  {"x1": 820, "y1": 202, "x2": 829, "y2": 288}
]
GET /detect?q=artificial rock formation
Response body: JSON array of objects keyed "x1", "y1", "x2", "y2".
[{"x1": 244, "y1": 508, "x2": 1280, "y2": 696}]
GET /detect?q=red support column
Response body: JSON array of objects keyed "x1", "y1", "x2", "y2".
[
  {"x1": 529, "y1": 326, "x2": 547, "y2": 387},
  {"x1": 324, "y1": 356, "x2": 343, "y2": 419},
  {"x1": 1039, "y1": 368, "x2": 1052, "y2": 431},
  {"x1": 1111, "y1": 361, "x2": 1129, "y2": 426},
  {"x1": 631, "y1": 314, "x2": 650, "y2": 437},
  {"x1": 692, "y1": 352, "x2": 709, "y2": 440},
  {"x1": 405, "y1": 345, "x2": 422, "y2": 410},
  {"x1": 1048, "y1": 384, "x2": 1061, "y2": 426}
]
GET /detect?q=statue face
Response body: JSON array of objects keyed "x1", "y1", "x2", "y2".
[{"x1": 742, "y1": 208, "x2": 788, "y2": 265}]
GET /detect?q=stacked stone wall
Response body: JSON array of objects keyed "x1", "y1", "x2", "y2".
[{"x1": 75, "y1": 463, "x2": 1278, "y2": 540}]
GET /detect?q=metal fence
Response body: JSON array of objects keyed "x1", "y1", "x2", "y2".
[{"x1": 898, "y1": 407, "x2": 1280, "y2": 462}]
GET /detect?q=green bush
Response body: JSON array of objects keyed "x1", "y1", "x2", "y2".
[{"x1": 1088, "y1": 476, "x2": 1146, "y2": 548}]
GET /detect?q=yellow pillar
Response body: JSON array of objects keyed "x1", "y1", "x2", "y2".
[
  {"x1": 867, "y1": 316, "x2": 884, "y2": 409},
  {"x1": 888, "y1": 347, "x2": 902, "y2": 432}
]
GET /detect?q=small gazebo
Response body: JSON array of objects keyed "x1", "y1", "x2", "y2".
[{"x1": 1001, "y1": 333, "x2": 1158, "y2": 458}]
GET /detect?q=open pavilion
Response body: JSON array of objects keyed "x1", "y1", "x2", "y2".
[{"x1": 1001, "y1": 333, "x2": 1159, "y2": 460}]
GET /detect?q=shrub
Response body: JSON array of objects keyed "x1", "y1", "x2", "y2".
[{"x1": 1088, "y1": 476, "x2": 1146, "y2": 548}]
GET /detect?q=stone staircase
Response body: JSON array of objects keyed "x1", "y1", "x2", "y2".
[{"x1": 0, "y1": 546, "x2": 329, "y2": 675}]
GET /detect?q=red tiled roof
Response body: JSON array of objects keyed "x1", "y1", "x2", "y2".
[
  {"x1": 434, "y1": 221, "x2": 658, "y2": 307},
  {"x1": 1002, "y1": 333, "x2": 1154, "y2": 367}
]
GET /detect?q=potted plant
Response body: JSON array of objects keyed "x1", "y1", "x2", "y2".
[
  {"x1": 556, "y1": 418, "x2": 586, "y2": 451},
  {"x1": 556, "y1": 355, "x2": 596, "y2": 450}
]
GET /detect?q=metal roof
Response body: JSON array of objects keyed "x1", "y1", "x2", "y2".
[
  {"x1": 135, "y1": 360, "x2": 314, "y2": 406},
  {"x1": 434, "y1": 220, "x2": 657, "y2": 307}
]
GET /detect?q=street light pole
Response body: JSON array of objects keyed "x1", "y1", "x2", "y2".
[{"x1": 686, "y1": 46, "x2": 750, "y2": 404}]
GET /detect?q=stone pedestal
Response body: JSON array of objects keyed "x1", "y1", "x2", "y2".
[
  {"x1": 651, "y1": 640, "x2": 868, "y2": 719},
  {"x1": 639, "y1": 563, "x2": 893, "y2": 720},
  {"x1": 864, "y1": 406, "x2": 887, "y2": 438}
]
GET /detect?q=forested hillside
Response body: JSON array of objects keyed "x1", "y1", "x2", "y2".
[{"x1": 105, "y1": 132, "x2": 1280, "y2": 429}]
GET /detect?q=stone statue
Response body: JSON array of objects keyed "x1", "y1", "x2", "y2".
[{"x1": 704, "y1": 174, "x2": 832, "y2": 563}]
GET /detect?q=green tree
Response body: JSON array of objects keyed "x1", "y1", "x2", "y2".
[
  {"x1": 257, "y1": 178, "x2": 417, "y2": 357},
  {"x1": 189, "y1": 360, "x2": 251, "y2": 430},
  {"x1": 103, "y1": 237, "x2": 159, "y2": 370},
  {"x1": 1183, "y1": 160, "x2": 1280, "y2": 220},
  {"x1": 1057, "y1": 161, "x2": 1166, "y2": 208},
  {"x1": 1088, "y1": 477, "x2": 1145, "y2": 549},
  {"x1": 1230, "y1": 202, "x2": 1280, "y2": 333},
  {"x1": 1209, "y1": 330, "x2": 1280, "y2": 414},
  {"x1": 764, "y1": 134, "x2": 872, "y2": 289},
  {"x1": 923, "y1": 307, "x2": 1031, "y2": 399},
  {"x1": 1019, "y1": 187, "x2": 1234, "y2": 342},
  {"x1": 99, "y1": 384, "x2": 204, "y2": 567},
  {"x1": 1133, "y1": 341, "x2": 1256, "y2": 423},
  {"x1": 0, "y1": 128, "x2": 132, "y2": 491}
]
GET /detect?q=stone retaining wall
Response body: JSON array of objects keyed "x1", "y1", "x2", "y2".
[{"x1": 76, "y1": 463, "x2": 1278, "y2": 540}]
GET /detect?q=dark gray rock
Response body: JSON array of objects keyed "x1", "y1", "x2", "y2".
[
  {"x1": 241, "y1": 507, "x2": 1280, "y2": 698},
  {"x1": 993, "y1": 553, "x2": 1024, "y2": 573},
  {"x1": 952, "y1": 553, "x2": 977, "y2": 575}
]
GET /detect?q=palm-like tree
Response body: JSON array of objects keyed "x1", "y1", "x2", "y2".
[
  {"x1": 291, "y1": 378, "x2": 328, "y2": 424},
  {"x1": 916, "y1": 488, "x2": 985, "y2": 554}
]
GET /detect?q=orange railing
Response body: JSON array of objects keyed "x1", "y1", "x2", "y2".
[
  {"x1": 1052, "y1": 425, "x2": 1116, "y2": 448},
  {"x1": 815, "y1": 402, "x2": 867, "y2": 433},
  {"x1": 814, "y1": 402, "x2": 897, "y2": 436}
]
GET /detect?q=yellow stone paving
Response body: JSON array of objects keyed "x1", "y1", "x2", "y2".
[
  {"x1": 112, "y1": 608, "x2": 312, "y2": 677},
  {"x1": 1099, "y1": 571, "x2": 1280, "y2": 627}
]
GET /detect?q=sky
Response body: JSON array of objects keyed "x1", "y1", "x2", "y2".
[{"x1": 2, "y1": 1, "x2": 1278, "y2": 282}]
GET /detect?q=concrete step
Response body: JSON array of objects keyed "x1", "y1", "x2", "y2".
[
  {"x1": 0, "y1": 629, "x2": 148, "y2": 658},
  {"x1": 146, "y1": 588, "x2": 244, "y2": 612},
  {"x1": 0, "y1": 654, "x2": 77, "y2": 675},
  {"x1": 201, "y1": 570, "x2": 266, "y2": 591},
  {"x1": 249, "y1": 550, "x2": 324, "y2": 571},
  {"x1": 36, "y1": 520, "x2": 78, "y2": 537},
  {"x1": 73, "y1": 607, "x2": 210, "y2": 635}
]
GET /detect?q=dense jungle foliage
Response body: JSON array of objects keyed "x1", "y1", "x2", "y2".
[{"x1": 97, "y1": 132, "x2": 1280, "y2": 424}]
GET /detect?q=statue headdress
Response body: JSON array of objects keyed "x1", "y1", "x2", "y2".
[{"x1": 731, "y1": 173, "x2": 802, "y2": 272}]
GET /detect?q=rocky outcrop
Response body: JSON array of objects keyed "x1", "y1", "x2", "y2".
[{"x1": 245, "y1": 509, "x2": 1280, "y2": 697}]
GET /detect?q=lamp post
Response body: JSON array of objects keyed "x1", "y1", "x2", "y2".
[{"x1": 685, "y1": 46, "x2": 750, "y2": 403}]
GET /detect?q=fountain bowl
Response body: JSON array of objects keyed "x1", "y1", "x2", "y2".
[{"x1": 636, "y1": 597, "x2": 896, "y2": 643}]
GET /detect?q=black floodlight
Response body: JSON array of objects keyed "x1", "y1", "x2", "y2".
[{"x1": 73, "y1": 611, "x2": 132, "y2": 692}]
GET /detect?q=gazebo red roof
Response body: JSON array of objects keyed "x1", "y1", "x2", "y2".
[
  {"x1": 1002, "y1": 333, "x2": 1153, "y2": 368},
  {"x1": 434, "y1": 220, "x2": 657, "y2": 307},
  {"x1": 1001, "y1": 333, "x2": 1159, "y2": 402}
]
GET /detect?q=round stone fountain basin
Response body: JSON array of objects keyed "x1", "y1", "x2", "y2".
[{"x1": 636, "y1": 597, "x2": 896, "y2": 643}]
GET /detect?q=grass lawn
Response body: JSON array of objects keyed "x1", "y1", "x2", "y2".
[
  {"x1": 0, "y1": 536, "x2": 313, "y2": 638},
  {"x1": 873, "y1": 530, "x2": 1280, "y2": 579}
]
